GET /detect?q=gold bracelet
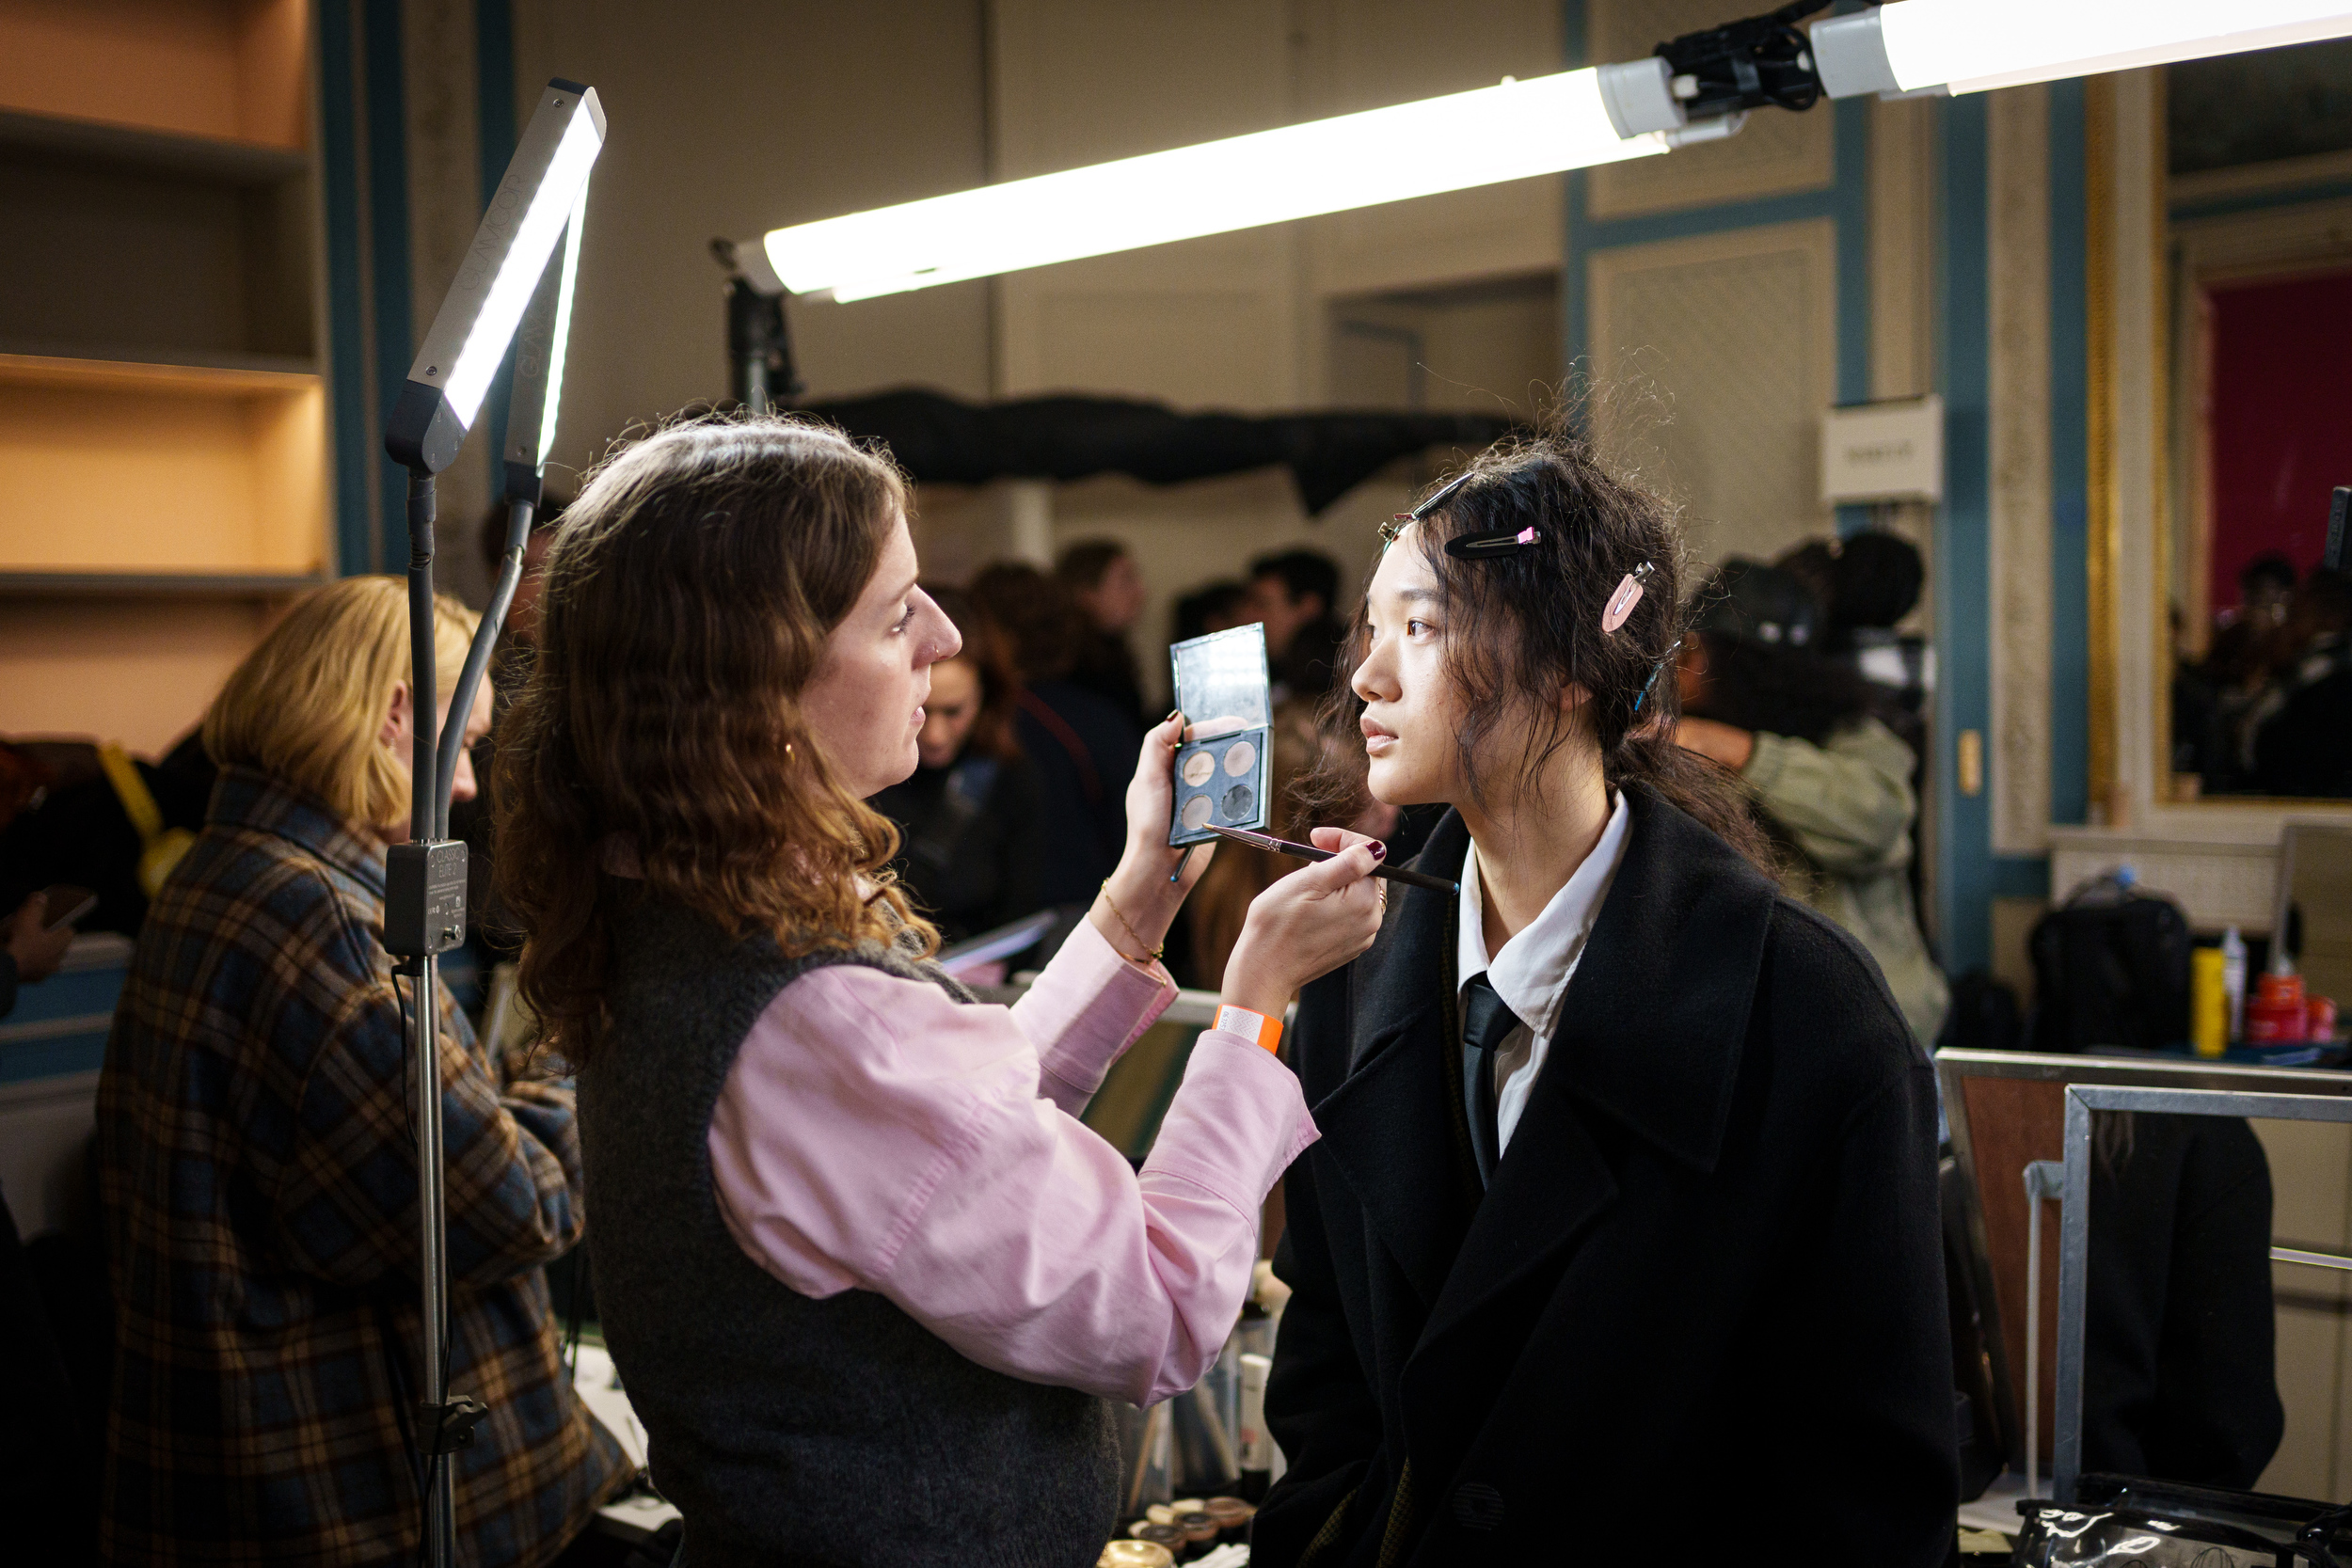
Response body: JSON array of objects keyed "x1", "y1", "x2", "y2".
[{"x1": 1098, "y1": 879, "x2": 1166, "y2": 965}]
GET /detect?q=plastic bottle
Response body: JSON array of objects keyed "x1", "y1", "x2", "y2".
[
  {"x1": 2220, "y1": 927, "x2": 2248, "y2": 1043},
  {"x1": 2192, "y1": 947, "x2": 2229, "y2": 1058}
]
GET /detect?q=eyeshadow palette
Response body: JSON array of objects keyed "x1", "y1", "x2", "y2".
[{"x1": 1167, "y1": 624, "x2": 1272, "y2": 847}]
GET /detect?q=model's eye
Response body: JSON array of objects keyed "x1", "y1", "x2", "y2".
[
  {"x1": 892, "y1": 602, "x2": 915, "y2": 631},
  {"x1": 1406, "y1": 618, "x2": 1435, "y2": 638}
]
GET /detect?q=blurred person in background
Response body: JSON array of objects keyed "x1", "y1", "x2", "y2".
[
  {"x1": 2190, "y1": 553, "x2": 2300, "y2": 793},
  {"x1": 1246, "y1": 548, "x2": 1345, "y2": 704},
  {"x1": 1677, "y1": 560, "x2": 1948, "y2": 1049},
  {"x1": 870, "y1": 587, "x2": 1046, "y2": 944},
  {"x1": 97, "y1": 577, "x2": 626, "y2": 1567},
  {"x1": 1057, "y1": 538, "x2": 1150, "y2": 727},
  {"x1": 969, "y1": 562, "x2": 1141, "y2": 911},
  {"x1": 1173, "y1": 578, "x2": 1248, "y2": 644},
  {"x1": 2249, "y1": 566, "x2": 2352, "y2": 797},
  {"x1": 0, "y1": 733, "x2": 215, "y2": 939},
  {"x1": 0, "y1": 889, "x2": 75, "y2": 1020},
  {"x1": 1829, "y1": 531, "x2": 1932, "y2": 713}
]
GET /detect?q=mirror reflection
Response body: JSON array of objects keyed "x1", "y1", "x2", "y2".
[
  {"x1": 2083, "y1": 1110, "x2": 2350, "y2": 1500},
  {"x1": 2165, "y1": 41, "x2": 2352, "y2": 800}
]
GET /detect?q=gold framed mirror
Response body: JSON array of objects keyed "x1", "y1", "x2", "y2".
[{"x1": 2108, "y1": 44, "x2": 2352, "y2": 815}]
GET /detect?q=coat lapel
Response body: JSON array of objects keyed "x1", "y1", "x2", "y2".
[
  {"x1": 1409, "y1": 784, "x2": 1779, "y2": 1354},
  {"x1": 1307, "y1": 814, "x2": 1481, "y2": 1309}
]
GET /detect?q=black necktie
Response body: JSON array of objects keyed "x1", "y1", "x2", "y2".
[{"x1": 1459, "y1": 974, "x2": 1525, "y2": 1184}]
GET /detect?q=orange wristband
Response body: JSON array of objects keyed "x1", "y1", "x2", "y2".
[{"x1": 1215, "y1": 1004, "x2": 1282, "y2": 1054}]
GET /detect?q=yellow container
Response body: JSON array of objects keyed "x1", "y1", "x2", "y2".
[{"x1": 2192, "y1": 945, "x2": 2229, "y2": 1058}]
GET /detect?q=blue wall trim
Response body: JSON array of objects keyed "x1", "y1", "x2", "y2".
[
  {"x1": 1561, "y1": 0, "x2": 1589, "y2": 378},
  {"x1": 1937, "y1": 94, "x2": 1994, "y2": 974},
  {"x1": 317, "y1": 0, "x2": 375, "y2": 577},
  {"x1": 1991, "y1": 855, "x2": 2052, "y2": 901},
  {"x1": 363, "y1": 0, "x2": 413, "y2": 570},
  {"x1": 1835, "y1": 97, "x2": 1872, "y2": 404},
  {"x1": 1833, "y1": 94, "x2": 1873, "y2": 539},
  {"x1": 1582, "y1": 184, "x2": 1842, "y2": 253},
  {"x1": 2048, "y1": 81, "x2": 2090, "y2": 828}
]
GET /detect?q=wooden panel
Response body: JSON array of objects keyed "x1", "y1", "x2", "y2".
[
  {"x1": 1960, "y1": 1073, "x2": 2068, "y2": 1464},
  {"x1": 1586, "y1": 220, "x2": 1838, "y2": 565},
  {"x1": 0, "y1": 356, "x2": 326, "y2": 574},
  {"x1": 0, "y1": 0, "x2": 309, "y2": 150},
  {"x1": 1295, "y1": 0, "x2": 1564, "y2": 300},
  {"x1": 0, "y1": 596, "x2": 277, "y2": 756}
]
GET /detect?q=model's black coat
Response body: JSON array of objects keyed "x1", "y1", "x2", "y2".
[{"x1": 1255, "y1": 786, "x2": 1958, "y2": 1566}]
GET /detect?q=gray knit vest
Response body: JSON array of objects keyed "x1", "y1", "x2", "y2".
[{"x1": 576, "y1": 897, "x2": 1119, "y2": 1567}]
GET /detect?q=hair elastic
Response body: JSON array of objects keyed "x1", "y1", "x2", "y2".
[
  {"x1": 1630, "y1": 639, "x2": 1681, "y2": 715},
  {"x1": 1603, "y1": 561, "x2": 1656, "y2": 634}
]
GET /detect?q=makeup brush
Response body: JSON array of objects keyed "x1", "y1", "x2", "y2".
[{"x1": 1204, "y1": 824, "x2": 1457, "y2": 895}]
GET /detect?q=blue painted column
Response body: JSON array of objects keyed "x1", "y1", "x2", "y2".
[
  {"x1": 1935, "y1": 93, "x2": 1994, "y2": 973},
  {"x1": 2047, "y1": 81, "x2": 2091, "y2": 827}
]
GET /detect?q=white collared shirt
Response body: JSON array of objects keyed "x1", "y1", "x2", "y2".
[{"x1": 1456, "y1": 791, "x2": 1632, "y2": 1155}]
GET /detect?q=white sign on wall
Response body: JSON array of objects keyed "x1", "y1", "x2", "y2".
[{"x1": 1820, "y1": 394, "x2": 1944, "y2": 504}]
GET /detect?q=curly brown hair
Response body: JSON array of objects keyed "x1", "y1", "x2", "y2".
[
  {"x1": 1297, "y1": 424, "x2": 1775, "y2": 874},
  {"x1": 494, "y1": 414, "x2": 936, "y2": 1061}
]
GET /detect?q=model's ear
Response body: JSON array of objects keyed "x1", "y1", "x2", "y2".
[
  {"x1": 381, "y1": 680, "x2": 412, "y2": 750},
  {"x1": 1558, "y1": 681, "x2": 1592, "y2": 717}
]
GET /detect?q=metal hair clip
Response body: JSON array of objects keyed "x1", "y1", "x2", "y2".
[
  {"x1": 1443, "y1": 525, "x2": 1542, "y2": 560},
  {"x1": 1603, "y1": 561, "x2": 1656, "y2": 634},
  {"x1": 1379, "y1": 470, "x2": 1477, "y2": 550}
]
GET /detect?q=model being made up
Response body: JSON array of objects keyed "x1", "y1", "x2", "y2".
[{"x1": 1252, "y1": 429, "x2": 1960, "y2": 1567}]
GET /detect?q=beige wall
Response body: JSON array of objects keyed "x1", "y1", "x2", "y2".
[
  {"x1": 511, "y1": 0, "x2": 1567, "y2": 709},
  {"x1": 512, "y1": 0, "x2": 995, "y2": 485}
]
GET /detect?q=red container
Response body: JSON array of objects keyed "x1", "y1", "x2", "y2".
[
  {"x1": 2308, "y1": 995, "x2": 2338, "y2": 1043},
  {"x1": 2245, "y1": 973, "x2": 2307, "y2": 1043}
]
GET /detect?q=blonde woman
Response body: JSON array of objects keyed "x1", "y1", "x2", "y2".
[{"x1": 97, "y1": 578, "x2": 628, "y2": 1568}]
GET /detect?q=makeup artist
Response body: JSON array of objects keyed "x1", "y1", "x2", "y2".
[
  {"x1": 1254, "y1": 433, "x2": 1957, "y2": 1567},
  {"x1": 494, "y1": 415, "x2": 1386, "y2": 1568}
]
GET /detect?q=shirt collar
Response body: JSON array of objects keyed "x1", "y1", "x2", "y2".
[
  {"x1": 207, "y1": 766, "x2": 389, "y2": 896},
  {"x1": 1456, "y1": 789, "x2": 1632, "y2": 1042}
]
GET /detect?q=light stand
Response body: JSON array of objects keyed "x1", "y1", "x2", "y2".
[
  {"x1": 711, "y1": 237, "x2": 803, "y2": 415},
  {"x1": 380, "y1": 77, "x2": 602, "y2": 1568}
]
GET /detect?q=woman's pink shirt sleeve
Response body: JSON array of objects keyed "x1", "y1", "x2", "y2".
[{"x1": 706, "y1": 918, "x2": 1318, "y2": 1406}]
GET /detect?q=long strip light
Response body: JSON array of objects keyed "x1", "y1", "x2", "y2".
[
  {"x1": 505, "y1": 182, "x2": 588, "y2": 494},
  {"x1": 1816, "y1": 0, "x2": 2352, "y2": 99},
  {"x1": 387, "y1": 79, "x2": 604, "y2": 474},
  {"x1": 749, "y1": 3, "x2": 2352, "y2": 308},
  {"x1": 758, "y1": 69, "x2": 1664, "y2": 302}
]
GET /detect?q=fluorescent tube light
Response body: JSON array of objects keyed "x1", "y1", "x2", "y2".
[
  {"x1": 758, "y1": 69, "x2": 1666, "y2": 302},
  {"x1": 387, "y1": 79, "x2": 605, "y2": 474},
  {"x1": 1814, "y1": 1, "x2": 2352, "y2": 99}
]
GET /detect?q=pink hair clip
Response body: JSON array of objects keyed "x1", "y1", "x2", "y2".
[{"x1": 1602, "y1": 562, "x2": 1655, "y2": 634}]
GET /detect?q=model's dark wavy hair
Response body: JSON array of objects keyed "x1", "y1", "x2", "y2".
[
  {"x1": 494, "y1": 413, "x2": 934, "y2": 1062},
  {"x1": 1297, "y1": 424, "x2": 1774, "y2": 874}
]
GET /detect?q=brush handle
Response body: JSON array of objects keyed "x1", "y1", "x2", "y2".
[
  {"x1": 1206, "y1": 824, "x2": 1458, "y2": 895},
  {"x1": 1369, "y1": 861, "x2": 1459, "y2": 895}
]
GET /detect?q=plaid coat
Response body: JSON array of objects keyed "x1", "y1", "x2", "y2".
[{"x1": 98, "y1": 768, "x2": 628, "y2": 1566}]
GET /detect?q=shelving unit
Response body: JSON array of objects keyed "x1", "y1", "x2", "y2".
[{"x1": 0, "y1": 0, "x2": 332, "y2": 758}]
